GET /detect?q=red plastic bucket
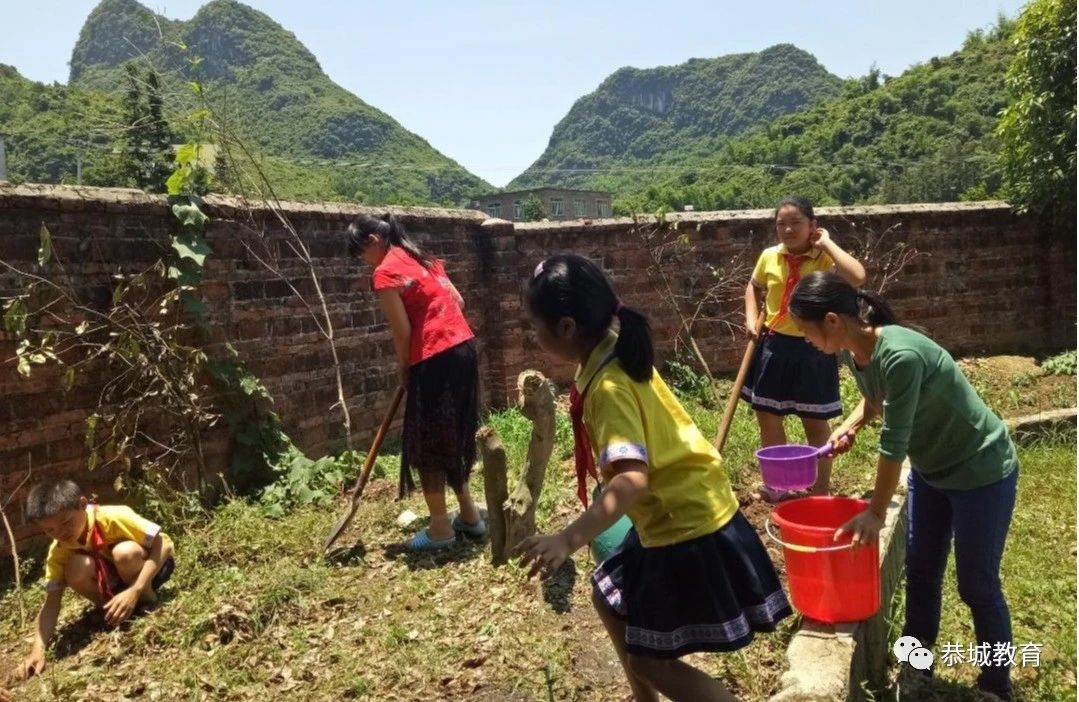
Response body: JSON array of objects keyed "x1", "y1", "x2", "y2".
[
  {"x1": 756, "y1": 444, "x2": 829, "y2": 491},
  {"x1": 768, "y1": 496, "x2": 881, "y2": 623}
]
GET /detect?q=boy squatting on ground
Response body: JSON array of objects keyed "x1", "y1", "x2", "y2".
[{"x1": 12, "y1": 480, "x2": 175, "y2": 682}]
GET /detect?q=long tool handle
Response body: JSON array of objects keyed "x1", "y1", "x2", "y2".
[
  {"x1": 349, "y1": 385, "x2": 405, "y2": 500},
  {"x1": 714, "y1": 310, "x2": 766, "y2": 453},
  {"x1": 322, "y1": 385, "x2": 405, "y2": 553}
]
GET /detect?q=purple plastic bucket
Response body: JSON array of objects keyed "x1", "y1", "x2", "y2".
[{"x1": 755, "y1": 444, "x2": 829, "y2": 491}]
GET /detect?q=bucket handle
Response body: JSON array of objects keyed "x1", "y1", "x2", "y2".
[{"x1": 764, "y1": 518, "x2": 856, "y2": 553}]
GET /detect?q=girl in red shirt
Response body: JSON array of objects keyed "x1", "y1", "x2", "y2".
[{"x1": 348, "y1": 214, "x2": 485, "y2": 551}]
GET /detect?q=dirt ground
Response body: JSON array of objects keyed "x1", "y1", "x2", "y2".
[{"x1": 957, "y1": 354, "x2": 1075, "y2": 416}]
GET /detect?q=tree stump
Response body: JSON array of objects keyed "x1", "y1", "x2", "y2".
[
  {"x1": 476, "y1": 426, "x2": 509, "y2": 564},
  {"x1": 476, "y1": 370, "x2": 556, "y2": 565},
  {"x1": 504, "y1": 370, "x2": 556, "y2": 554}
]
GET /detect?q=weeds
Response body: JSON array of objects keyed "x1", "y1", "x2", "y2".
[
  {"x1": 1041, "y1": 350, "x2": 1077, "y2": 376},
  {"x1": 0, "y1": 360, "x2": 1073, "y2": 701}
]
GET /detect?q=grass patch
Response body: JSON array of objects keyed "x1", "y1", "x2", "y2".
[
  {"x1": 0, "y1": 356, "x2": 1073, "y2": 700},
  {"x1": 881, "y1": 438, "x2": 1077, "y2": 701}
]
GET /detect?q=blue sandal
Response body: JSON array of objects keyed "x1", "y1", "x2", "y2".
[
  {"x1": 452, "y1": 514, "x2": 488, "y2": 539},
  {"x1": 408, "y1": 529, "x2": 457, "y2": 552}
]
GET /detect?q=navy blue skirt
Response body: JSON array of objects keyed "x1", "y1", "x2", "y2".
[
  {"x1": 592, "y1": 512, "x2": 792, "y2": 659},
  {"x1": 739, "y1": 330, "x2": 841, "y2": 420}
]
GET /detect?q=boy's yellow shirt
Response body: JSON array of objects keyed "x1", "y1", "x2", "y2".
[
  {"x1": 578, "y1": 333, "x2": 738, "y2": 548},
  {"x1": 43, "y1": 504, "x2": 172, "y2": 591},
  {"x1": 752, "y1": 243, "x2": 835, "y2": 336}
]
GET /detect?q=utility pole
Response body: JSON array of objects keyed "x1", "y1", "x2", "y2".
[
  {"x1": 0, "y1": 135, "x2": 7, "y2": 181},
  {"x1": 67, "y1": 138, "x2": 88, "y2": 185}
]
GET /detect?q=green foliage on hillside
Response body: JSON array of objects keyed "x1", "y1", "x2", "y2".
[
  {"x1": 2, "y1": 0, "x2": 490, "y2": 205},
  {"x1": 5, "y1": 2, "x2": 1064, "y2": 219},
  {"x1": 510, "y1": 20, "x2": 1020, "y2": 215},
  {"x1": 0, "y1": 64, "x2": 127, "y2": 186},
  {"x1": 510, "y1": 44, "x2": 843, "y2": 191},
  {"x1": 997, "y1": 0, "x2": 1077, "y2": 229}
]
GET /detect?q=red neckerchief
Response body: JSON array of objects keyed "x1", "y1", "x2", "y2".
[
  {"x1": 569, "y1": 353, "x2": 616, "y2": 508},
  {"x1": 770, "y1": 252, "x2": 809, "y2": 330},
  {"x1": 87, "y1": 505, "x2": 114, "y2": 602}
]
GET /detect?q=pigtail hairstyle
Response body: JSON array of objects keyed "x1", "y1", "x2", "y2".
[
  {"x1": 613, "y1": 304, "x2": 654, "y2": 383},
  {"x1": 527, "y1": 254, "x2": 654, "y2": 382}
]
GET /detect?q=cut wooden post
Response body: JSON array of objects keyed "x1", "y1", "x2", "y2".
[
  {"x1": 476, "y1": 426, "x2": 509, "y2": 564},
  {"x1": 504, "y1": 370, "x2": 556, "y2": 554}
]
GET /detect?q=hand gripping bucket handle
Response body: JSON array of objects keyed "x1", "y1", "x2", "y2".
[{"x1": 764, "y1": 517, "x2": 856, "y2": 554}]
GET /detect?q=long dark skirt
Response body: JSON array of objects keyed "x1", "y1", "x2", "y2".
[{"x1": 399, "y1": 339, "x2": 479, "y2": 497}]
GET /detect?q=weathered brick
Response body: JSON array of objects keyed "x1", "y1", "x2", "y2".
[{"x1": 1, "y1": 183, "x2": 1072, "y2": 553}]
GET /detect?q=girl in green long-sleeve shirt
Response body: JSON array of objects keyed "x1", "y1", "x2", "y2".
[{"x1": 789, "y1": 271, "x2": 1018, "y2": 701}]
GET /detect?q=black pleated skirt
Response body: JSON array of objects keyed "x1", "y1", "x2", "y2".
[{"x1": 592, "y1": 512, "x2": 792, "y2": 659}]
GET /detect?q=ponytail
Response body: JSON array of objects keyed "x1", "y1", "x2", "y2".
[
  {"x1": 527, "y1": 254, "x2": 654, "y2": 383},
  {"x1": 614, "y1": 305, "x2": 654, "y2": 383},
  {"x1": 347, "y1": 213, "x2": 433, "y2": 268},
  {"x1": 790, "y1": 271, "x2": 904, "y2": 327},
  {"x1": 855, "y1": 289, "x2": 900, "y2": 326},
  {"x1": 380, "y1": 213, "x2": 432, "y2": 268}
]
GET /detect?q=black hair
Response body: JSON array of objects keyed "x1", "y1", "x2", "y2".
[
  {"x1": 347, "y1": 213, "x2": 432, "y2": 268},
  {"x1": 775, "y1": 196, "x2": 816, "y2": 221},
  {"x1": 789, "y1": 271, "x2": 901, "y2": 326},
  {"x1": 526, "y1": 254, "x2": 654, "y2": 382},
  {"x1": 25, "y1": 479, "x2": 82, "y2": 522}
]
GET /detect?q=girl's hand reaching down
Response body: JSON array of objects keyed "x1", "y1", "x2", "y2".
[{"x1": 514, "y1": 532, "x2": 572, "y2": 580}]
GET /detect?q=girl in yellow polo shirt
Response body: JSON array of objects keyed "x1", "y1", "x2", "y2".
[
  {"x1": 517, "y1": 254, "x2": 791, "y2": 702},
  {"x1": 742, "y1": 196, "x2": 866, "y2": 498}
]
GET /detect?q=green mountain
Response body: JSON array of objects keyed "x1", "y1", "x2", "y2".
[
  {"x1": 636, "y1": 26, "x2": 1014, "y2": 212},
  {"x1": 2, "y1": 0, "x2": 490, "y2": 205},
  {"x1": 511, "y1": 21, "x2": 1018, "y2": 214},
  {"x1": 509, "y1": 44, "x2": 844, "y2": 191},
  {"x1": 643, "y1": 20, "x2": 1018, "y2": 212},
  {"x1": 1, "y1": 5, "x2": 1021, "y2": 211}
]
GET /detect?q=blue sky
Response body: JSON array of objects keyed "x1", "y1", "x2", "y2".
[{"x1": 3, "y1": 0, "x2": 1026, "y2": 186}]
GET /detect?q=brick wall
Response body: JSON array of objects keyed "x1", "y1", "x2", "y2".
[
  {"x1": 1, "y1": 184, "x2": 1074, "y2": 551},
  {"x1": 499, "y1": 202, "x2": 1075, "y2": 402}
]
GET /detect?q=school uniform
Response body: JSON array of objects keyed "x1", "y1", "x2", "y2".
[
  {"x1": 44, "y1": 504, "x2": 174, "y2": 598},
  {"x1": 741, "y1": 244, "x2": 842, "y2": 419},
  {"x1": 579, "y1": 333, "x2": 792, "y2": 658}
]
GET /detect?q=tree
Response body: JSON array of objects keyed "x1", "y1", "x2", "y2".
[
  {"x1": 520, "y1": 193, "x2": 547, "y2": 221},
  {"x1": 120, "y1": 64, "x2": 175, "y2": 192},
  {"x1": 860, "y1": 64, "x2": 882, "y2": 93},
  {"x1": 997, "y1": 0, "x2": 1077, "y2": 229}
]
